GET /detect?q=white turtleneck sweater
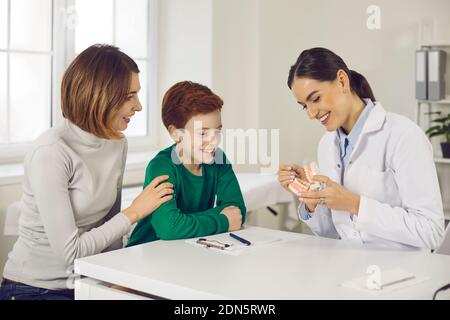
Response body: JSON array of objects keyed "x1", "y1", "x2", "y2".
[{"x1": 3, "y1": 119, "x2": 132, "y2": 290}]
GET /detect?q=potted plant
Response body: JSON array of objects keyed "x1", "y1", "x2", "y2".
[{"x1": 425, "y1": 112, "x2": 450, "y2": 158}]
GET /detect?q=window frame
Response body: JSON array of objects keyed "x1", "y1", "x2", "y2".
[{"x1": 0, "y1": 0, "x2": 159, "y2": 164}]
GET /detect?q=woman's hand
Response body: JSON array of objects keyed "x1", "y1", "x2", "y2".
[
  {"x1": 278, "y1": 164, "x2": 307, "y2": 193},
  {"x1": 123, "y1": 175, "x2": 174, "y2": 224},
  {"x1": 299, "y1": 175, "x2": 361, "y2": 215},
  {"x1": 220, "y1": 206, "x2": 242, "y2": 231},
  {"x1": 278, "y1": 164, "x2": 318, "y2": 211}
]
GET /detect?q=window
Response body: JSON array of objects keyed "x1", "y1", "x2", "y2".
[
  {"x1": 0, "y1": 0, "x2": 158, "y2": 163},
  {"x1": 0, "y1": 0, "x2": 53, "y2": 148}
]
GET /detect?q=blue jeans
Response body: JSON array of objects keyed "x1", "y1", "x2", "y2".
[{"x1": 0, "y1": 278, "x2": 74, "y2": 300}]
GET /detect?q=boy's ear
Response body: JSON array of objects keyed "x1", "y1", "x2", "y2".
[{"x1": 168, "y1": 125, "x2": 183, "y2": 143}]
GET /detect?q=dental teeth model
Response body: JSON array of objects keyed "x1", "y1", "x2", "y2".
[
  {"x1": 288, "y1": 178, "x2": 310, "y2": 195},
  {"x1": 288, "y1": 162, "x2": 325, "y2": 195},
  {"x1": 305, "y1": 162, "x2": 325, "y2": 191}
]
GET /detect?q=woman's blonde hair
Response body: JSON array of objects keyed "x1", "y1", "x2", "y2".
[{"x1": 61, "y1": 44, "x2": 139, "y2": 139}]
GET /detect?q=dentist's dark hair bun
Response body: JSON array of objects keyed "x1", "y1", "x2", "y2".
[{"x1": 287, "y1": 47, "x2": 376, "y2": 102}]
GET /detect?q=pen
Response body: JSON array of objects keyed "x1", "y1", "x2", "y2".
[{"x1": 229, "y1": 233, "x2": 251, "y2": 246}]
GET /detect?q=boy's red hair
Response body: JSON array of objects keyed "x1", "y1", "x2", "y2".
[{"x1": 162, "y1": 81, "x2": 223, "y2": 129}]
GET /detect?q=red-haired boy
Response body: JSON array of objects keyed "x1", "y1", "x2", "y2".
[{"x1": 127, "y1": 81, "x2": 246, "y2": 246}]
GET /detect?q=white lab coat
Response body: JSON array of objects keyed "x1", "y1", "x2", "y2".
[{"x1": 300, "y1": 102, "x2": 445, "y2": 250}]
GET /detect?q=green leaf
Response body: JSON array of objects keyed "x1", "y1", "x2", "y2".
[
  {"x1": 429, "y1": 131, "x2": 446, "y2": 139},
  {"x1": 430, "y1": 117, "x2": 449, "y2": 123},
  {"x1": 426, "y1": 125, "x2": 442, "y2": 135}
]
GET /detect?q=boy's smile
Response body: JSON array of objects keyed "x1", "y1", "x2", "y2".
[{"x1": 173, "y1": 110, "x2": 223, "y2": 174}]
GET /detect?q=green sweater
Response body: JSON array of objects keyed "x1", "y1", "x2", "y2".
[{"x1": 127, "y1": 145, "x2": 246, "y2": 246}]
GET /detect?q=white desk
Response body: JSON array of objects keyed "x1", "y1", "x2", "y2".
[{"x1": 74, "y1": 227, "x2": 450, "y2": 300}]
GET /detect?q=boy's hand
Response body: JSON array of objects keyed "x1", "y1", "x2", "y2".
[{"x1": 221, "y1": 206, "x2": 242, "y2": 231}]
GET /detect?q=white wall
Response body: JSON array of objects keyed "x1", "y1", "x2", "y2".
[
  {"x1": 212, "y1": 0, "x2": 259, "y2": 130},
  {"x1": 257, "y1": 0, "x2": 450, "y2": 163},
  {"x1": 211, "y1": 0, "x2": 260, "y2": 172}
]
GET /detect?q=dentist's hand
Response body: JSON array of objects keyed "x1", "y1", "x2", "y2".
[
  {"x1": 278, "y1": 164, "x2": 307, "y2": 193},
  {"x1": 123, "y1": 175, "x2": 174, "y2": 224},
  {"x1": 278, "y1": 164, "x2": 318, "y2": 212},
  {"x1": 221, "y1": 206, "x2": 242, "y2": 231},
  {"x1": 299, "y1": 175, "x2": 361, "y2": 215}
]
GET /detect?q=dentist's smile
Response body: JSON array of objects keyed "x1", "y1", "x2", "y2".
[{"x1": 319, "y1": 112, "x2": 331, "y2": 126}]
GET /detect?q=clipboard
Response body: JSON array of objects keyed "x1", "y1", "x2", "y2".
[{"x1": 186, "y1": 229, "x2": 284, "y2": 255}]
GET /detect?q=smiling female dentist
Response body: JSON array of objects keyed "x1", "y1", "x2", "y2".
[{"x1": 278, "y1": 47, "x2": 444, "y2": 251}]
